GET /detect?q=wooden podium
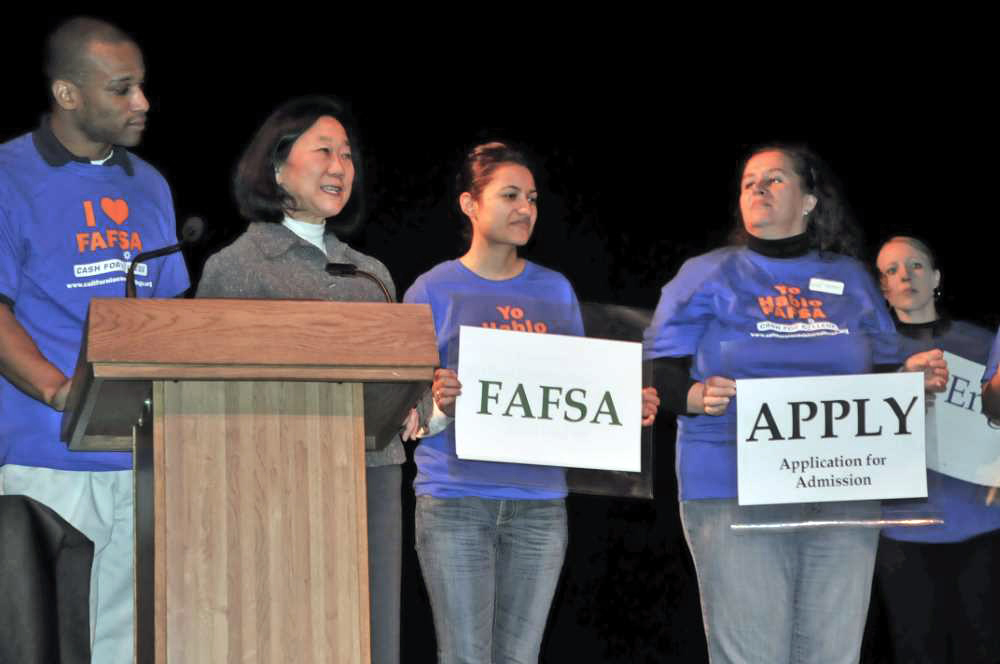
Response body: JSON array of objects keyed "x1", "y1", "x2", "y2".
[{"x1": 61, "y1": 298, "x2": 438, "y2": 664}]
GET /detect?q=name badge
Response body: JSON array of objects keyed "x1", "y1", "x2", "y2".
[{"x1": 809, "y1": 277, "x2": 844, "y2": 296}]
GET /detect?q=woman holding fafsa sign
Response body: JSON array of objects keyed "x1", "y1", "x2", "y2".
[
  {"x1": 403, "y1": 142, "x2": 659, "y2": 663},
  {"x1": 642, "y1": 145, "x2": 949, "y2": 664},
  {"x1": 873, "y1": 236, "x2": 1000, "y2": 663}
]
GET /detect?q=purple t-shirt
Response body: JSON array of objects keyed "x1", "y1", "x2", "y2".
[
  {"x1": 403, "y1": 259, "x2": 584, "y2": 499},
  {"x1": 0, "y1": 132, "x2": 190, "y2": 471},
  {"x1": 883, "y1": 319, "x2": 1000, "y2": 542},
  {"x1": 643, "y1": 246, "x2": 903, "y2": 500},
  {"x1": 983, "y1": 325, "x2": 1000, "y2": 387}
]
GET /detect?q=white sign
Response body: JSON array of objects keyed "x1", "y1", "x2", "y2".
[
  {"x1": 73, "y1": 258, "x2": 147, "y2": 278},
  {"x1": 455, "y1": 326, "x2": 642, "y2": 472},
  {"x1": 736, "y1": 372, "x2": 927, "y2": 505},
  {"x1": 931, "y1": 352, "x2": 1000, "y2": 487}
]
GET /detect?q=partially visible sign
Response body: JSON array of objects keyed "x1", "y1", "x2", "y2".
[
  {"x1": 737, "y1": 372, "x2": 926, "y2": 505},
  {"x1": 455, "y1": 326, "x2": 641, "y2": 472},
  {"x1": 932, "y1": 352, "x2": 1000, "y2": 487}
]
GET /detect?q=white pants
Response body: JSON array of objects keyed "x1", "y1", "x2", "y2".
[{"x1": 1, "y1": 465, "x2": 134, "y2": 664}]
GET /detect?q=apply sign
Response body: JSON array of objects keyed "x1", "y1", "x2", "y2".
[
  {"x1": 736, "y1": 372, "x2": 927, "y2": 505},
  {"x1": 454, "y1": 326, "x2": 642, "y2": 472}
]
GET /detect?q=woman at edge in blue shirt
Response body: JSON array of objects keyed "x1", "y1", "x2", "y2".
[
  {"x1": 873, "y1": 235, "x2": 1000, "y2": 664},
  {"x1": 642, "y1": 145, "x2": 949, "y2": 664}
]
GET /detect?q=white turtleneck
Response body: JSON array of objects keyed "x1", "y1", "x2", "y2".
[{"x1": 281, "y1": 215, "x2": 327, "y2": 255}]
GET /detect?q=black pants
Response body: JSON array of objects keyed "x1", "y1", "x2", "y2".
[
  {"x1": 367, "y1": 464, "x2": 402, "y2": 664},
  {"x1": 876, "y1": 530, "x2": 1000, "y2": 664}
]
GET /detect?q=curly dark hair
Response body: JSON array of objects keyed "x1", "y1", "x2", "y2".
[
  {"x1": 730, "y1": 144, "x2": 863, "y2": 258},
  {"x1": 234, "y1": 95, "x2": 365, "y2": 234}
]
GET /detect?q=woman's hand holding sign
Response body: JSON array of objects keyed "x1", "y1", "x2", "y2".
[
  {"x1": 688, "y1": 376, "x2": 737, "y2": 416},
  {"x1": 433, "y1": 368, "x2": 463, "y2": 417},
  {"x1": 641, "y1": 387, "x2": 660, "y2": 426},
  {"x1": 904, "y1": 349, "x2": 949, "y2": 393}
]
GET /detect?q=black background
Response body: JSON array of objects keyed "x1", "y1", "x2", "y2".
[{"x1": 4, "y1": 13, "x2": 995, "y2": 662}]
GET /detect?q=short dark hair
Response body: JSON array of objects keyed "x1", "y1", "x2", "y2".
[
  {"x1": 234, "y1": 96, "x2": 366, "y2": 233},
  {"x1": 44, "y1": 17, "x2": 134, "y2": 86},
  {"x1": 731, "y1": 144, "x2": 863, "y2": 258}
]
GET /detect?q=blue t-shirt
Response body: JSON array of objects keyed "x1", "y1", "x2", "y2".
[
  {"x1": 984, "y1": 326, "x2": 1000, "y2": 387},
  {"x1": 643, "y1": 246, "x2": 903, "y2": 500},
  {"x1": 0, "y1": 132, "x2": 190, "y2": 471},
  {"x1": 403, "y1": 259, "x2": 585, "y2": 499},
  {"x1": 882, "y1": 319, "x2": 1000, "y2": 542}
]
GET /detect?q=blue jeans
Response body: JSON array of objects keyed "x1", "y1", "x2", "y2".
[
  {"x1": 680, "y1": 499, "x2": 879, "y2": 664},
  {"x1": 415, "y1": 495, "x2": 568, "y2": 664}
]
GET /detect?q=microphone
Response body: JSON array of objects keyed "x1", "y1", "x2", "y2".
[
  {"x1": 125, "y1": 216, "x2": 205, "y2": 298},
  {"x1": 325, "y1": 262, "x2": 393, "y2": 303}
]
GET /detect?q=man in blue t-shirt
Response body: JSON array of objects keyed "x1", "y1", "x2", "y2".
[{"x1": 0, "y1": 17, "x2": 189, "y2": 662}]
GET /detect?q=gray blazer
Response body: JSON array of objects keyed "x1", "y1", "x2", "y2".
[{"x1": 197, "y1": 222, "x2": 411, "y2": 466}]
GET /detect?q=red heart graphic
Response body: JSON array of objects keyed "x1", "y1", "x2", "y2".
[{"x1": 101, "y1": 198, "x2": 130, "y2": 225}]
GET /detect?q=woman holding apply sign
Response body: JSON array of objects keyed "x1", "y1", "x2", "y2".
[
  {"x1": 404, "y1": 142, "x2": 659, "y2": 663},
  {"x1": 874, "y1": 236, "x2": 1000, "y2": 664},
  {"x1": 642, "y1": 145, "x2": 948, "y2": 664}
]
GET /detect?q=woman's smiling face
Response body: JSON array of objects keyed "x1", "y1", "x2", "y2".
[{"x1": 276, "y1": 115, "x2": 354, "y2": 223}]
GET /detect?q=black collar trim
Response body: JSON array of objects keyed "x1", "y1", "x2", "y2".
[
  {"x1": 896, "y1": 317, "x2": 952, "y2": 340},
  {"x1": 31, "y1": 115, "x2": 134, "y2": 176},
  {"x1": 747, "y1": 232, "x2": 811, "y2": 259}
]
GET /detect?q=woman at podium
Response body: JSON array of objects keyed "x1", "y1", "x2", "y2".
[
  {"x1": 196, "y1": 95, "x2": 416, "y2": 664},
  {"x1": 874, "y1": 235, "x2": 1000, "y2": 663},
  {"x1": 642, "y1": 145, "x2": 948, "y2": 663}
]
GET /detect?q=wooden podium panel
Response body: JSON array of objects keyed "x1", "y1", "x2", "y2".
[
  {"x1": 64, "y1": 298, "x2": 439, "y2": 664},
  {"x1": 136, "y1": 381, "x2": 370, "y2": 664}
]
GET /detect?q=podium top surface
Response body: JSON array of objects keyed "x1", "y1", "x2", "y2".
[{"x1": 83, "y1": 297, "x2": 438, "y2": 381}]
